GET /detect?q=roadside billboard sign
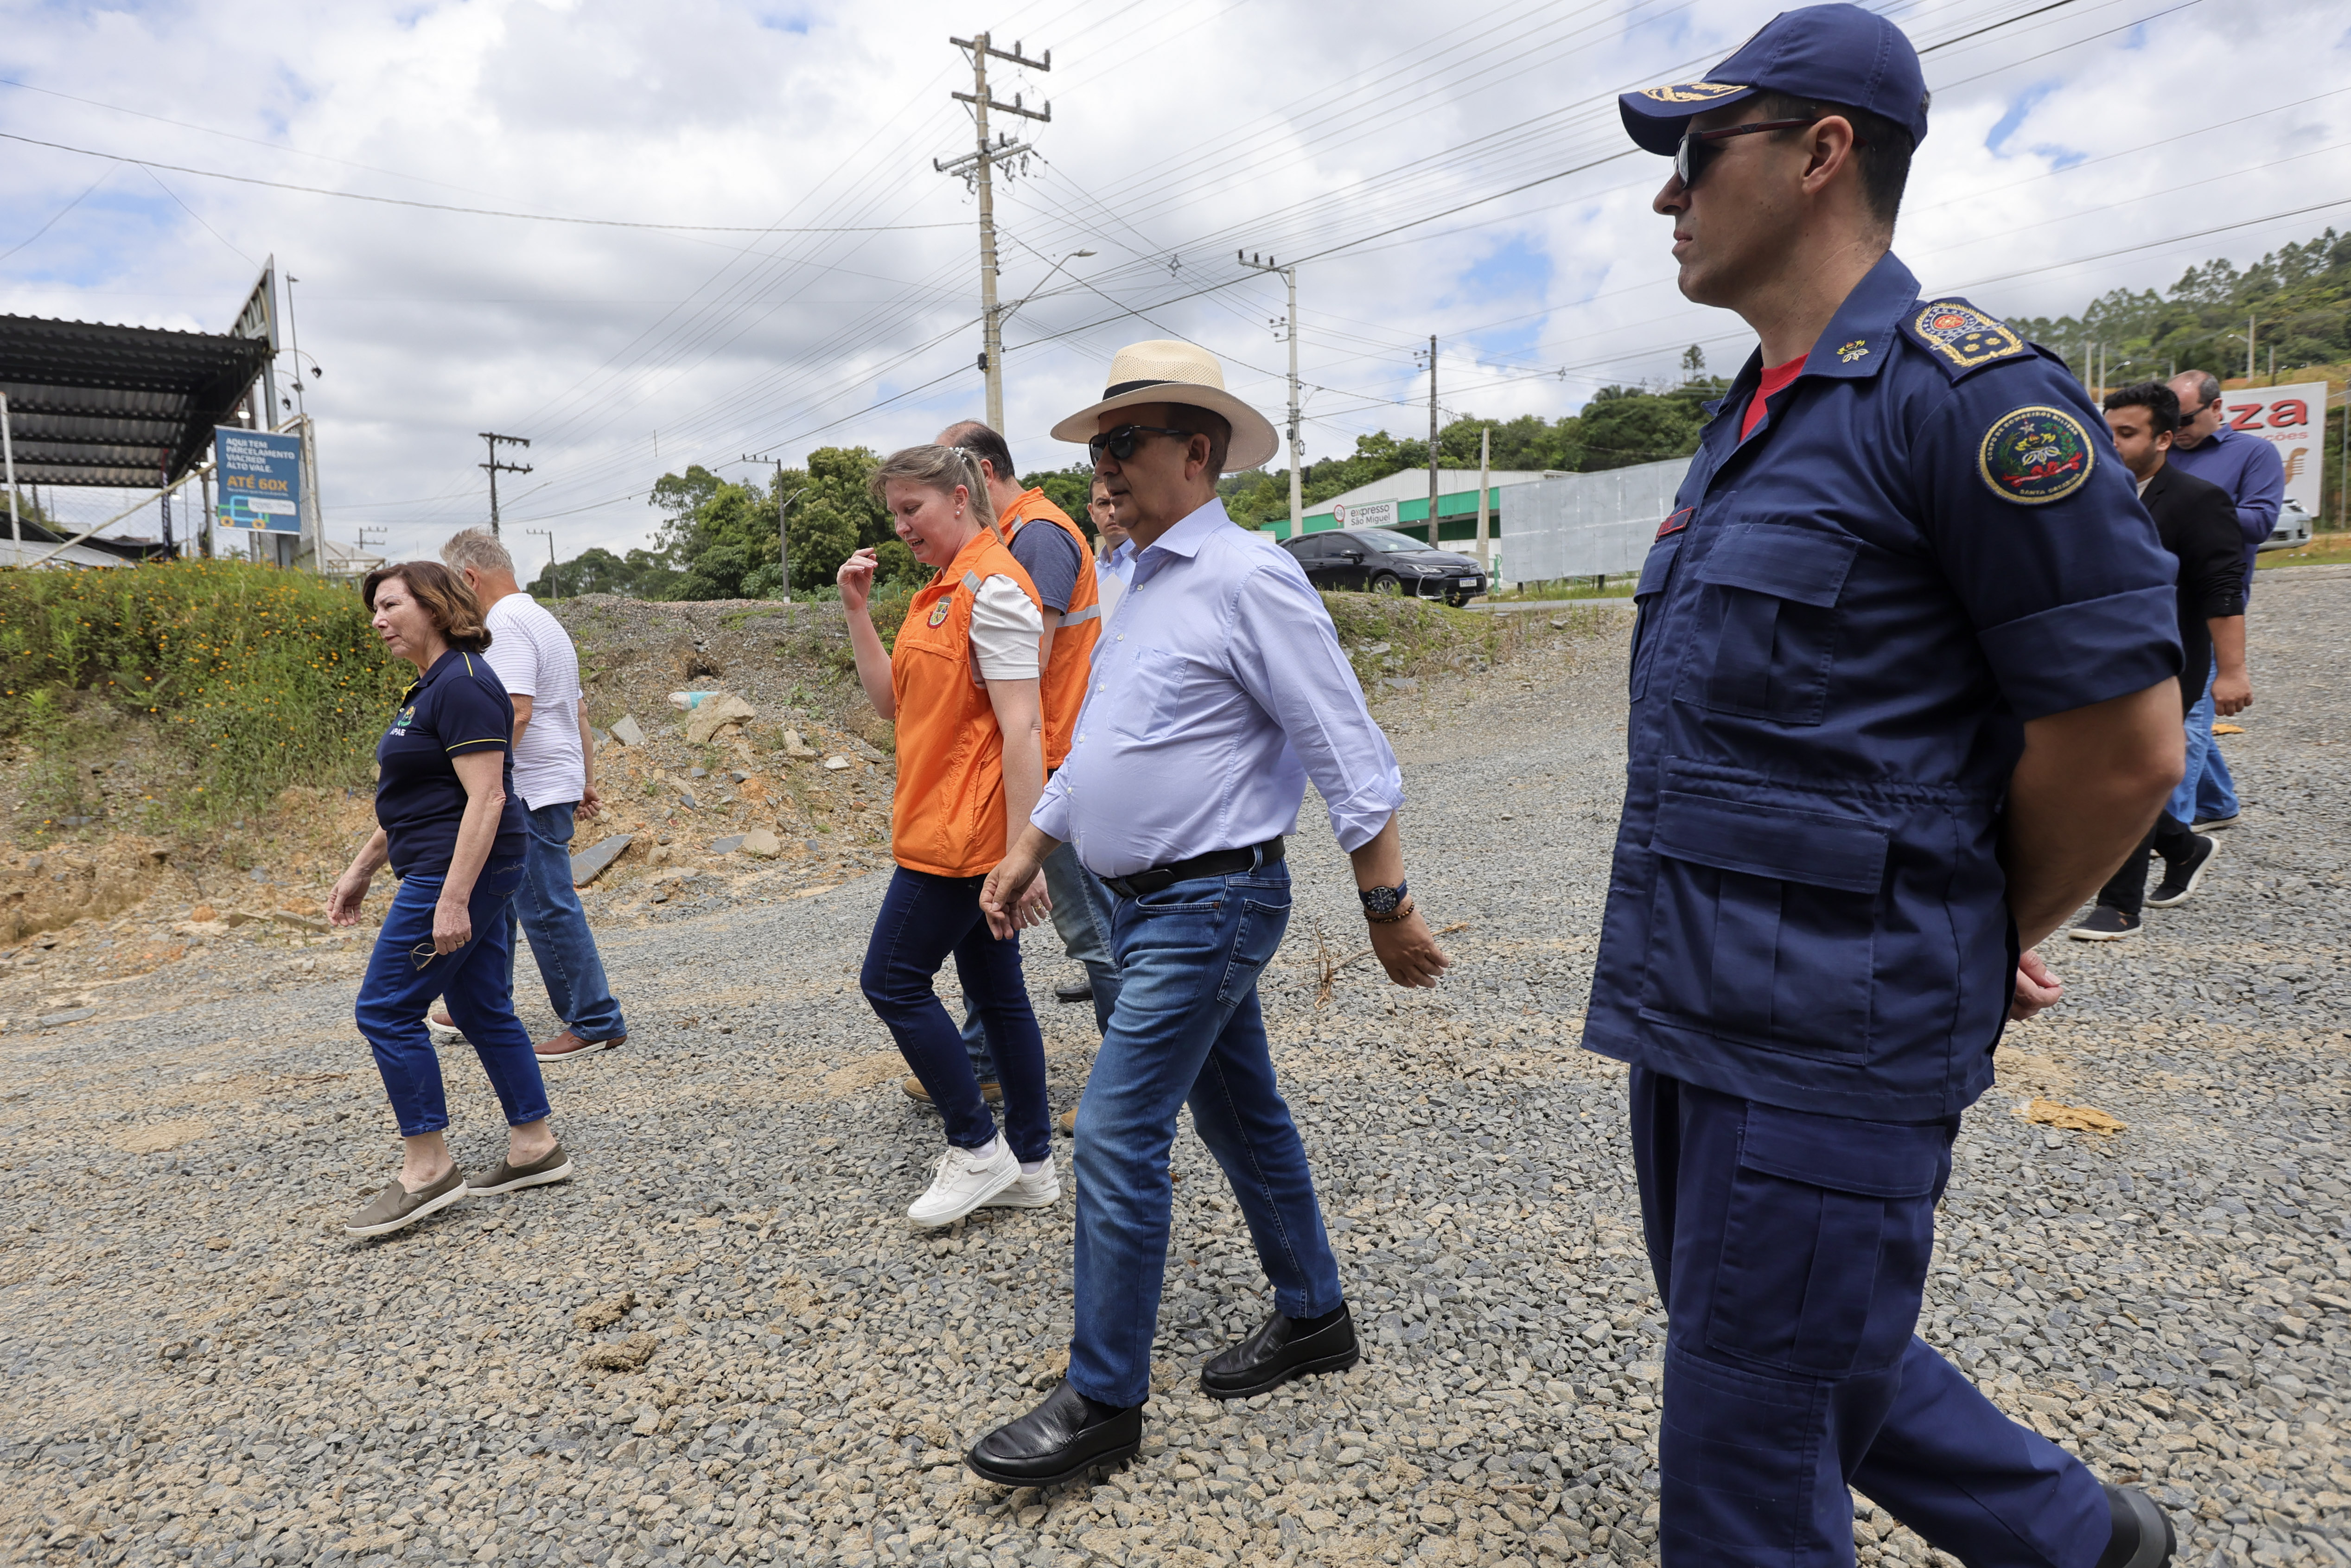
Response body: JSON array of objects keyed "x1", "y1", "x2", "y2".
[
  {"x1": 2226, "y1": 381, "x2": 2327, "y2": 520},
  {"x1": 213, "y1": 427, "x2": 303, "y2": 533}
]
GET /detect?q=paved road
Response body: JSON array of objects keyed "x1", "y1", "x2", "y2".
[{"x1": 4, "y1": 579, "x2": 2348, "y2": 1568}]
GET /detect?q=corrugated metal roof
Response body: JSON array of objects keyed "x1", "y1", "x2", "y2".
[{"x1": 0, "y1": 316, "x2": 274, "y2": 488}]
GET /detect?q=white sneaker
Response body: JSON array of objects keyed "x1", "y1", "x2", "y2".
[
  {"x1": 908, "y1": 1140, "x2": 1019, "y2": 1228},
  {"x1": 987, "y1": 1154, "x2": 1062, "y2": 1210}
]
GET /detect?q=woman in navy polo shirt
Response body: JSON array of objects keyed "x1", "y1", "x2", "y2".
[{"x1": 329, "y1": 561, "x2": 574, "y2": 1237}]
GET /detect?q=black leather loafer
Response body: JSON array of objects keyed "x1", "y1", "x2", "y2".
[
  {"x1": 1054, "y1": 979, "x2": 1094, "y2": 1004},
  {"x1": 1201, "y1": 1304, "x2": 1360, "y2": 1399},
  {"x1": 965, "y1": 1381, "x2": 1142, "y2": 1488},
  {"x1": 2097, "y1": 1483, "x2": 2177, "y2": 1568}
]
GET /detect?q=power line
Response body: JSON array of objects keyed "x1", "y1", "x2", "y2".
[{"x1": 0, "y1": 129, "x2": 967, "y2": 235}]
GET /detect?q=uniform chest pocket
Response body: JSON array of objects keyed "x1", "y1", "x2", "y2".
[
  {"x1": 1629, "y1": 533, "x2": 1684, "y2": 702},
  {"x1": 1675, "y1": 524, "x2": 1858, "y2": 725},
  {"x1": 1638, "y1": 789, "x2": 1886, "y2": 1058}
]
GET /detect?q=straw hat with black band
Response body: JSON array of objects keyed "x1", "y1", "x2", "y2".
[{"x1": 1050, "y1": 340, "x2": 1281, "y2": 472}]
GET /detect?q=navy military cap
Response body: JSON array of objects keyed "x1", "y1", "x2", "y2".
[{"x1": 1618, "y1": 3, "x2": 1929, "y2": 156}]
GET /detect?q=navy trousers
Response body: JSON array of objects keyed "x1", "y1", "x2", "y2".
[{"x1": 1631, "y1": 1068, "x2": 2112, "y2": 1567}]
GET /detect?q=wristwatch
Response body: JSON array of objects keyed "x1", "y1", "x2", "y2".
[{"x1": 1358, "y1": 881, "x2": 1409, "y2": 921}]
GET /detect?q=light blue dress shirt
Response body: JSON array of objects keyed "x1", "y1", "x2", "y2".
[{"x1": 1034, "y1": 498, "x2": 1404, "y2": 879}]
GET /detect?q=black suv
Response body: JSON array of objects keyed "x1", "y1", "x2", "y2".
[{"x1": 1281, "y1": 527, "x2": 1487, "y2": 606}]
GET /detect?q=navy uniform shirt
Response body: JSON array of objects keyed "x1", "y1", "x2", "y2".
[
  {"x1": 375, "y1": 648, "x2": 528, "y2": 878},
  {"x1": 1583, "y1": 252, "x2": 2182, "y2": 1122}
]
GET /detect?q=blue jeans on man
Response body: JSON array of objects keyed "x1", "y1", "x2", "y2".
[
  {"x1": 962, "y1": 841, "x2": 1121, "y2": 1078},
  {"x1": 2171, "y1": 665, "x2": 2238, "y2": 824},
  {"x1": 504, "y1": 801, "x2": 628, "y2": 1041},
  {"x1": 1065, "y1": 859, "x2": 1344, "y2": 1410},
  {"x1": 359, "y1": 858, "x2": 550, "y2": 1136}
]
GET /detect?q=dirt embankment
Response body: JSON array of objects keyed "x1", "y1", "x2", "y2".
[{"x1": 0, "y1": 590, "x2": 1618, "y2": 1023}]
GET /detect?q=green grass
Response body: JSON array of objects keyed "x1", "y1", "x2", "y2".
[{"x1": 0, "y1": 561, "x2": 405, "y2": 830}]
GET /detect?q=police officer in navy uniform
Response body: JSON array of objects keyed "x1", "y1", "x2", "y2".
[{"x1": 1593, "y1": 8, "x2": 2191, "y2": 1565}]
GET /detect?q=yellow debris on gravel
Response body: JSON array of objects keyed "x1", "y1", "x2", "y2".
[{"x1": 2020, "y1": 1096, "x2": 2128, "y2": 1134}]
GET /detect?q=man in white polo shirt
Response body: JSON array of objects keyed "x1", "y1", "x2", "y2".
[{"x1": 436, "y1": 529, "x2": 630, "y2": 1062}]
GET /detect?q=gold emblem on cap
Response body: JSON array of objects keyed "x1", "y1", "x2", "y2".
[{"x1": 1639, "y1": 81, "x2": 1748, "y2": 103}]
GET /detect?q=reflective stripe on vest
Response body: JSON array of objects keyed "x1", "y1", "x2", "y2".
[{"x1": 1062, "y1": 603, "x2": 1102, "y2": 625}]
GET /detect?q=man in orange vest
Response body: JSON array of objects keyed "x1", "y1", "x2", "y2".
[{"x1": 897, "y1": 420, "x2": 1120, "y2": 1129}]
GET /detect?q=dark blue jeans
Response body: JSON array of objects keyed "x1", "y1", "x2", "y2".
[
  {"x1": 963, "y1": 839, "x2": 1122, "y2": 1076},
  {"x1": 357, "y1": 858, "x2": 550, "y2": 1138},
  {"x1": 1632, "y1": 1068, "x2": 2109, "y2": 1567},
  {"x1": 506, "y1": 801, "x2": 627, "y2": 1040},
  {"x1": 860, "y1": 866, "x2": 1050, "y2": 1164},
  {"x1": 1068, "y1": 859, "x2": 1343, "y2": 1409}
]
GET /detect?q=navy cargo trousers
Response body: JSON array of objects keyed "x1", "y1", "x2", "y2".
[{"x1": 1631, "y1": 1067, "x2": 2115, "y2": 1567}]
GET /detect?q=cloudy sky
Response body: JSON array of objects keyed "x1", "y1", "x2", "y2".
[{"x1": 3, "y1": 0, "x2": 2347, "y2": 561}]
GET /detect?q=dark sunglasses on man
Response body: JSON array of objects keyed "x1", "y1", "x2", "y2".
[
  {"x1": 1674, "y1": 115, "x2": 1857, "y2": 189},
  {"x1": 1088, "y1": 424, "x2": 1199, "y2": 464}
]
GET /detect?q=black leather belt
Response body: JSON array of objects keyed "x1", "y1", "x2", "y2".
[{"x1": 1102, "y1": 837, "x2": 1285, "y2": 899}]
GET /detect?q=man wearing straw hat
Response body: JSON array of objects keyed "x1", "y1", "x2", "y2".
[{"x1": 963, "y1": 340, "x2": 1451, "y2": 1486}]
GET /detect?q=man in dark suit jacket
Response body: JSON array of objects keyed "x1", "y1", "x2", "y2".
[{"x1": 2072, "y1": 380, "x2": 2250, "y2": 939}]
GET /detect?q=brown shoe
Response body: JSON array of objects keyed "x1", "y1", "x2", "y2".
[
  {"x1": 537, "y1": 1030, "x2": 624, "y2": 1063},
  {"x1": 1059, "y1": 1107, "x2": 1077, "y2": 1137},
  {"x1": 343, "y1": 1167, "x2": 468, "y2": 1237},
  {"x1": 467, "y1": 1143, "x2": 573, "y2": 1194},
  {"x1": 900, "y1": 1075, "x2": 1002, "y2": 1106},
  {"x1": 425, "y1": 1008, "x2": 463, "y2": 1042}
]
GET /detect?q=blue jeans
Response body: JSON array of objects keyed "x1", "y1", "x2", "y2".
[
  {"x1": 1068, "y1": 859, "x2": 1343, "y2": 1409},
  {"x1": 357, "y1": 858, "x2": 551, "y2": 1138},
  {"x1": 505, "y1": 801, "x2": 628, "y2": 1040},
  {"x1": 963, "y1": 840, "x2": 1122, "y2": 1078},
  {"x1": 2169, "y1": 665, "x2": 2239, "y2": 823},
  {"x1": 1633, "y1": 1069, "x2": 2109, "y2": 1567},
  {"x1": 860, "y1": 866, "x2": 1050, "y2": 1164}
]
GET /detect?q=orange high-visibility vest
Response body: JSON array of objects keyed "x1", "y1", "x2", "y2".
[
  {"x1": 888, "y1": 529, "x2": 1045, "y2": 878},
  {"x1": 997, "y1": 487, "x2": 1101, "y2": 771}
]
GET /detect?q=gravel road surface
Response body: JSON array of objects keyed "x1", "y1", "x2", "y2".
[{"x1": 5, "y1": 578, "x2": 2348, "y2": 1568}]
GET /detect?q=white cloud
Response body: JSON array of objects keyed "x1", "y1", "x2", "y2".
[{"x1": 2, "y1": 0, "x2": 2345, "y2": 558}]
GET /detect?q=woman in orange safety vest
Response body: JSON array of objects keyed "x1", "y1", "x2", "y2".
[{"x1": 840, "y1": 443, "x2": 1057, "y2": 1229}]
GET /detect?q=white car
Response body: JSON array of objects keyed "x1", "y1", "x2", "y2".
[{"x1": 2260, "y1": 497, "x2": 2314, "y2": 552}]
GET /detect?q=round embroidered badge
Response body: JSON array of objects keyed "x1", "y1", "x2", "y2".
[
  {"x1": 1978, "y1": 407, "x2": 2096, "y2": 505},
  {"x1": 926, "y1": 599, "x2": 953, "y2": 627}
]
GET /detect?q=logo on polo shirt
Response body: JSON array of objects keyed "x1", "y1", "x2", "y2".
[
  {"x1": 388, "y1": 704, "x2": 417, "y2": 737},
  {"x1": 1978, "y1": 407, "x2": 2095, "y2": 505}
]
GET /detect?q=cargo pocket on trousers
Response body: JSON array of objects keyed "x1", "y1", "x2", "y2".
[
  {"x1": 1676, "y1": 523, "x2": 1858, "y2": 724},
  {"x1": 1637, "y1": 790, "x2": 1887, "y2": 1056},
  {"x1": 1703, "y1": 1103, "x2": 1950, "y2": 1378}
]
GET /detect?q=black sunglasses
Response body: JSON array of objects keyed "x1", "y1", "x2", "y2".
[
  {"x1": 1674, "y1": 116, "x2": 1850, "y2": 189},
  {"x1": 1088, "y1": 424, "x2": 1199, "y2": 463}
]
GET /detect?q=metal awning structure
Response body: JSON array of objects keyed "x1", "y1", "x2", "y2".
[{"x1": 0, "y1": 315, "x2": 275, "y2": 488}]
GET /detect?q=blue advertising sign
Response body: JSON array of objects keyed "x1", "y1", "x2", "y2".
[{"x1": 214, "y1": 427, "x2": 303, "y2": 533}]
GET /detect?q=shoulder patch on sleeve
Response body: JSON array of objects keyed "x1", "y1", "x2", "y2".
[
  {"x1": 1978, "y1": 406, "x2": 2096, "y2": 505},
  {"x1": 1903, "y1": 300, "x2": 2029, "y2": 378}
]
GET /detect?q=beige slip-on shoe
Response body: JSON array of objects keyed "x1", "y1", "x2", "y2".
[{"x1": 344, "y1": 1168, "x2": 468, "y2": 1237}]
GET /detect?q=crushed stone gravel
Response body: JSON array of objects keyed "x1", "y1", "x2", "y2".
[{"x1": 2, "y1": 580, "x2": 2346, "y2": 1568}]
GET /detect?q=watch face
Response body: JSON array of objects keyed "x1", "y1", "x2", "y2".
[{"x1": 1360, "y1": 885, "x2": 1404, "y2": 916}]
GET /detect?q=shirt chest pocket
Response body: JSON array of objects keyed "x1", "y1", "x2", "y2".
[
  {"x1": 1674, "y1": 523, "x2": 1859, "y2": 726},
  {"x1": 1108, "y1": 645, "x2": 1191, "y2": 743}
]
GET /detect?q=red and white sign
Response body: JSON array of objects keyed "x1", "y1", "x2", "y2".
[{"x1": 2224, "y1": 380, "x2": 2327, "y2": 519}]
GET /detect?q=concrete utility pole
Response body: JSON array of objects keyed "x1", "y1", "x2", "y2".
[
  {"x1": 1476, "y1": 425, "x2": 1491, "y2": 581},
  {"x1": 937, "y1": 33, "x2": 1051, "y2": 436},
  {"x1": 1240, "y1": 251, "x2": 1303, "y2": 533},
  {"x1": 742, "y1": 452, "x2": 805, "y2": 602},
  {"x1": 526, "y1": 529, "x2": 555, "y2": 598},
  {"x1": 479, "y1": 432, "x2": 532, "y2": 537},
  {"x1": 1426, "y1": 335, "x2": 1440, "y2": 543},
  {"x1": 2247, "y1": 316, "x2": 2257, "y2": 383}
]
